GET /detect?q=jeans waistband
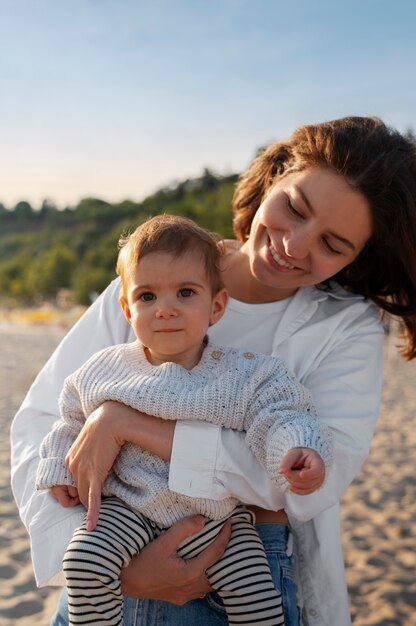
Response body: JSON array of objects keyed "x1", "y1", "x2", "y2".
[{"x1": 255, "y1": 522, "x2": 291, "y2": 552}]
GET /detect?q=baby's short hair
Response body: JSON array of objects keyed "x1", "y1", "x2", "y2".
[{"x1": 117, "y1": 214, "x2": 224, "y2": 297}]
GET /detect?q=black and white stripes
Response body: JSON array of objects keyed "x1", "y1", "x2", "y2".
[{"x1": 63, "y1": 498, "x2": 285, "y2": 625}]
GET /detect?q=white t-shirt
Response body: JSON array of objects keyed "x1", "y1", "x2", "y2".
[{"x1": 209, "y1": 296, "x2": 290, "y2": 354}]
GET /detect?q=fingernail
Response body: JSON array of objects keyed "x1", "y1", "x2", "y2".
[{"x1": 86, "y1": 520, "x2": 93, "y2": 531}]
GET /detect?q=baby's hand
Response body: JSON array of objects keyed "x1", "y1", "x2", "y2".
[
  {"x1": 51, "y1": 484, "x2": 81, "y2": 508},
  {"x1": 279, "y1": 448, "x2": 325, "y2": 495}
]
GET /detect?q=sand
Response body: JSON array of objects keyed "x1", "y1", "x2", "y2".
[
  {"x1": 0, "y1": 323, "x2": 64, "y2": 626},
  {"x1": 0, "y1": 321, "x2": 415, "y2": 626},
  {"x1": 341, "y1": 333, "x2": 416, "y2": 625}
]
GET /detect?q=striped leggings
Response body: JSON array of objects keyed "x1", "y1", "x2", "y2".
[{"x1": 63, "y1": 497, "x2": 285, "y2": 626}]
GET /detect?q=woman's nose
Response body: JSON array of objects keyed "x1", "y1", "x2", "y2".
[{"x1": 283, "y1": 229, "x2": 311, "y2": 260}]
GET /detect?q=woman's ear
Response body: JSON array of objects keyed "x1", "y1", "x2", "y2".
[
  {"x1": 119, "y1": 295, "x2": 132, "y2": 324},
  {"x1": 209, "y1": 288, "x2": 228, "y2": 326}
]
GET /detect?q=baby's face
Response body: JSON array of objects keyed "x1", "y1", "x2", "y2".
[{"x1": 120, "y1": 250, "x2": 226, "y2": 369}]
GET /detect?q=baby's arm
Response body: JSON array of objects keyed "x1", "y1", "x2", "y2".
[
  {"x1": 279, "y1": 447, "x2": 325, "y2": 495},
  {"x1": 244, "y1": 360, "x2": 332, "y2": 493},
  {"x1": 51, "y1": 484, "x2": 81, "y2": 507},
  {"x1": 36, "y1": 375, "x2": 86, "y2": 492}
]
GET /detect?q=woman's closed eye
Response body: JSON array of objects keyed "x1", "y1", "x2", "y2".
[
  {"x1": 286, "y1": 196, "x2": 304, "y2": 219},
  {"x1": 286, "y1": 195, "x2": 343, "y2": 255},
  {"x1": 321, "y1": 237, "x2": 342, "y2": 255}
]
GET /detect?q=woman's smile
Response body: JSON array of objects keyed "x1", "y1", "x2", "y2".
[
  {"x1": 267, "y1": 237, "x2": 297, "y2": 271},
  {"x1": 235, "y1": 166, "x2": 373, "y2": 302}
]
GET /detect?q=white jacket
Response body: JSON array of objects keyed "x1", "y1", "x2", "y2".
[{"x1": 10, "y1": 278, "x2": 384, "y2": 626}]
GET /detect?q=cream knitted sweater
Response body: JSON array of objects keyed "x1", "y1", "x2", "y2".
[{"x1": 36, "y1": 341, "x2": 332, "y2": 527}]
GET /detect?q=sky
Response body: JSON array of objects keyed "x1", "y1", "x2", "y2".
[{"x1": 0, "y1": 0, "x2": 415, "y2": 209}]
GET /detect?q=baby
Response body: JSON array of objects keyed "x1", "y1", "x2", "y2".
[{"x1": 37, "y1": 214, "x2": 332, "y2": 626}]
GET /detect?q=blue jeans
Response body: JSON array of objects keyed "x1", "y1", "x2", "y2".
[{"x1": 50, "y1": 523, "x2": 299, "y2": 626}]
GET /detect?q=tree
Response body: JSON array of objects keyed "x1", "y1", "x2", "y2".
[
  {"x1": 405, "y1": 128, "x2": 416, "y2": 146},
  {"x1": 13, "y1": 201, "x2": 34, "y2": 221},
  {"x1": 0, "y1": 168, "x2": 240, "y2": 302},
  {"x1": 39, "y1": 199, "x2": 58, "y2": 221},
  {"x1": 72, "y1": 266, "x2": 114, "y2": 305},
  {"x1": 25, "y1": 245, "x2": 77, "y2": 298}
]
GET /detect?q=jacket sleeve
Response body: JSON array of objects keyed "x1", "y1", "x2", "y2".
[
  {"x1": 170, "y1": 305, "x2": 384, "y2": 520},
  {"x1": 10, "y1": 278, "x2": 131, "y2": 586}
]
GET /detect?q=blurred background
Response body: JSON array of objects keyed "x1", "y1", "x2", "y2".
[
  {"x1": 1, "y1": 2, "x2": 415, "y2": 625},
  {"x1": 0, "y1": 0, "x2": 415, "y2": 309}
]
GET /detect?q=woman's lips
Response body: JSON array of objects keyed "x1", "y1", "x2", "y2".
[{"x1": 267, "y1": 239, "x2": 296, "y2": 270}]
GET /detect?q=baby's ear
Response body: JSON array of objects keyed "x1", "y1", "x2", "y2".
[
  {"x1": 119, "y1": 295, "x2": 132, "y2": 323},
  {"x1": 210, "y1": 288, "x2": 228, "y2": 326}
]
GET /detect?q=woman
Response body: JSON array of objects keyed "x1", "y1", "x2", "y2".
[{"x1": 11, "y1": 116, "x2": 416, "y2": 626}]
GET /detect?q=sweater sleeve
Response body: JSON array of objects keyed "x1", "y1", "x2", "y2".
[
  {"x1": 244, "y1": 360, "x2": 333, "y2": 491},
  {"x1": 284, "y1": 309, "x2": 383, "y2": 520},
  {"x1": 35, "y1": 372, "x2": 86, "y2": 490}
]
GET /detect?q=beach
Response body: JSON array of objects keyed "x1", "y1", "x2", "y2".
[
  {"x1": 1, "y1": 322, "x2": 64, "y2": 626},
  {"x1": 1, "y1": 321, "x2": 415, "y2": 626}
]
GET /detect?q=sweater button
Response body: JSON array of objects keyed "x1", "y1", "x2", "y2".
[
  {"x1": 243, "y1": 352, "x2": 255, "y2": 359},
  {"x1": 211, "y1": 350, "x2": 222, "y2": 360}
]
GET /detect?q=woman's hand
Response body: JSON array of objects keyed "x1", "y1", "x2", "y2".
[
  {"x1": 120, "y1": 515, "x2": 232, "y2": 603},
  {"x1": 65, "y1": 401, "x2": 126, "y2": 530},
  {"x1": 66, "y1": 401, "x2": 177, "y2": 530}
]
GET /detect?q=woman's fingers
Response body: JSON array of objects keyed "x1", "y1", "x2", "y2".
[
  {"x1": 160, "y1": 515, "x2": 231, "y2": 577},
  {"x1": 120, "y1": 516, "x2": 231, "y2": 603},
  {"x1": 185, "y1": 519, "x2": 232, "y2": 575},
  {"x1": 65, "y1": 403, "x2": 123, "y2": 510},
  {"x1": 86, "y1": 477, "x2": 102, "y2": 531},
  {"x1": 159, "y1": 515, "x2": 207, "y2": 552}
]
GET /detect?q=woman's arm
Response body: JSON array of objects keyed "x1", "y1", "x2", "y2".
[
  {"x1": 10, "y1": 278, "x2": 131, "y2": 585},
  {"x1": 169, "y1": 305, "x2": 385, "y2": 520}
]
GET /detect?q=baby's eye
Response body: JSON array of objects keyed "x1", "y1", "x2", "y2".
[
  {"x1": 179, "y1": 288, "x2": 194, "y2": 298},
  {"x1": 139, "y1": 292, "x2": 156, "y2": 302}
]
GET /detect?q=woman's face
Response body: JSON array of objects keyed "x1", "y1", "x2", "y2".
[{"x1": 243, "y1": 167, "x2": 373, "y2": 301}]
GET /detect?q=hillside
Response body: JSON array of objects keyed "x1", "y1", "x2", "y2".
[{"x1": 0, "y1": 169, "x2": 238, "y2": 305}]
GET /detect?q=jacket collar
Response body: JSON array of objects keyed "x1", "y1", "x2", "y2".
[{"x1": 272, "y1": 284, "x2": 364, "y2": 350}]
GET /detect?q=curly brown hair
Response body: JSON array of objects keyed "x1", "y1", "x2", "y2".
[{"x1": 232, "y1": 117, "x2": 416, "y2": 359}]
